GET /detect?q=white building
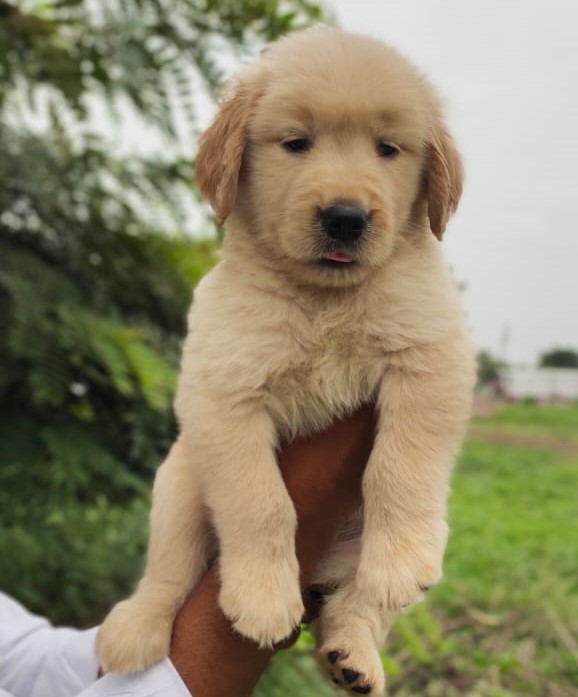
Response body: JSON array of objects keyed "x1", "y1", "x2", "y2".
[{"x1": 502, "y1": 367, "x2": 578, "y2": 402}]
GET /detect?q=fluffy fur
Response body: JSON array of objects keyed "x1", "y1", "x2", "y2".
[{"x1": 96, "y1": 28, "x2": 476, "y2": 695}]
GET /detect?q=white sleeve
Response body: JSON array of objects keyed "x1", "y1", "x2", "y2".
[
  {"x1": 0, "y1": 593, "x2": 191, "y2": 697},
  {"x1": 0, "y1": 592, "x2": 98, "y2": 697},
  {"x1": 76, "y1": 660, "x2": 191, "y2": 697}
]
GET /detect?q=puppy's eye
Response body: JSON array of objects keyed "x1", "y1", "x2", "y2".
[
  {"x1": 377, "y1": 142, "x2": 400, "y2": 158},
  {"x1": 282, "y1": 138, "x2": 311, "y2": 154}
]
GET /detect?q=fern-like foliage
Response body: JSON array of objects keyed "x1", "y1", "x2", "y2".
[{"x1": 0, "y1": 0, "x2": 325, "y2": 624}]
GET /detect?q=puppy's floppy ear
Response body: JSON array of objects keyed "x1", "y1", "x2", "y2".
[
  {"x1": 195, "y1": 73, "x2": 263, "y2": 224},
  {"x1": 423, "y1": 118, "x2": 464, "y2": 240}
]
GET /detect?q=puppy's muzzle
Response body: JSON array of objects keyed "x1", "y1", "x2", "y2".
[{"x1": 319, "y1": 203, "x2": 368, "y2": 243}]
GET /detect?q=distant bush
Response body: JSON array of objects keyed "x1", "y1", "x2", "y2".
[{"x1": 539, "y1": 347, "x2": 578, "y2": 368}]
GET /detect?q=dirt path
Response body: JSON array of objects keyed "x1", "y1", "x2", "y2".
[{"x1": 468, "y1": 427, "x2": 578, "y2": 456}]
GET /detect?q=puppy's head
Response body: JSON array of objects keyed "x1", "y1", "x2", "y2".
[{"x1": 196, "y1": 28, "x2": 463, "y2": 287}]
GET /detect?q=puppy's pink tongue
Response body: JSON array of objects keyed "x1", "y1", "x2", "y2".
[{"x1": 324, "y1": 252, "x2": 354, "y2": 263}]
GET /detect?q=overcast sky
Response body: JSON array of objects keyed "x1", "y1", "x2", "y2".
[{"x1": 329, "y1": 0, "x2": 578, "y2": 365}]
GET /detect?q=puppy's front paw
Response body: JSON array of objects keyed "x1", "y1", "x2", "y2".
[
  {"x1": 316, "y1": 589, "x2": 387, "y2": 696},
  {"x1": 368, "y1": 526, "x2": 447, "y2": 610},
  {"x1": 219, "y1": 558, "x2": 304, "y2": 648},
  {"x1": 96, "y1": 597, "x2": 173, "y2": 674},
  {"x1": 381, "y1": 553, "x2": 443, "y2": 610}
]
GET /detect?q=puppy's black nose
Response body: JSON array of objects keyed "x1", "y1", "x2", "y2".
[{"x1": 320, "y1": 204, "x2": 368, "y2": 242}]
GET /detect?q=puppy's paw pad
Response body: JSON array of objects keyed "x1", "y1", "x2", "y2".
[
  {"x1": 328, "y1": 650, "x2": 342, "y2": 664},
  {"x1": 320, "y1": 645, "x2": 384, "y2": 696},
  {"x1": 343, "y1": 668, "x2": 361, "y2": 683}
]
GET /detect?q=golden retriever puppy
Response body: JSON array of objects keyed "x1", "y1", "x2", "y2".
[{"x1": 96, "y1": 27, "x2": 476, "y2": 695}]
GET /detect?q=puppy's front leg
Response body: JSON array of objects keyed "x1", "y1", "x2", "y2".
[
  {"x1": 97, "y1": 438, "x2": 213, "y2": 673},
  {"x1": 185, "y1": 397, "x2": 304, "y2": 648},
  {"x1": 358, "y1": 348, "x2": 473, "y2": 612},
  {"x1": 325, "y1": 344, "x2": 474, "y2": 640}
]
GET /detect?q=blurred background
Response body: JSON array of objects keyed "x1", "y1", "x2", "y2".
[{"x1": 0, "y1": 1, "x2": 576, "y2": 696}]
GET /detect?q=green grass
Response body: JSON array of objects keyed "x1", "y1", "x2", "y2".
[
  {"x1": 256, "y1": 405, "x2": 578, "y2": 696},
  {"x1": 446, "y1": 438, "x2": 577, "y2": 595},
  {"x1": 473, "y1": 402, "x2": 578, "y2": 442}
]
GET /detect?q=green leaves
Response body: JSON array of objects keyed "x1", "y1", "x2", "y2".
[{"x1": 2, "y1": 0, "x2": 327, "y2": 137}]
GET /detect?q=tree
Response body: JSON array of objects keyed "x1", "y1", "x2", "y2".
[
  {"x1": 539, "y1": 348, "x2": 578, "y2": 369},
  {"x1": 0, "y1": 0, "x2": 324, "y2": 624},
  {"x1": 477, "y1": 350, "x2": 504, "y2": 386}
]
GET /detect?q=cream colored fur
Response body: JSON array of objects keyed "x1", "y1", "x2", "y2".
[{"x1": 96, "y1": 28, "x2": 476, "y2": 694}]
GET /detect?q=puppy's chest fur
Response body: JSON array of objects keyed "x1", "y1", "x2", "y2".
[{"x1": 264, "y1": 310, "x2": 386, "y2": 438}]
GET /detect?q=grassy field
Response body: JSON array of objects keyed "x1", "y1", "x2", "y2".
[
  {"x1": 255, "y1": 403, "x2": 578, "y2": 697},
  {"x1": 472, "y1": 403, "x2": 578, "y2": 443}
]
